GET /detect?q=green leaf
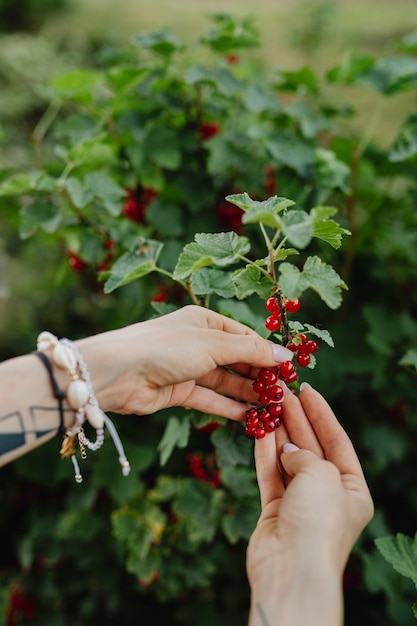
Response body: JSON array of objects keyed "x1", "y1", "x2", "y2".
[
  {"x1": 275, "y1": 66, "x2": 319, "y2": 94},
  {"x1": 279, "y1": 256, "x2": 347, "y2": 309},
  {"x1": 232, "y1": 265, "x2": 274, "y2": 300},
  {"x1": 389, "y1": 119, "x2": 417, "y2": 162},
  {"x1": 226, "y1": 192, "x2": 295, "y2": 229},
  {"x1": 360, "y1": 55, "x2": 417, "y2": 95},
  {"x1": 84, "y1": 171, "x2": 125, "y2": 216},
  {"x1": 399, "y1": 348, "x2": 417, "y2": 370},
  {"x1": 63, "y1": 176, "x2": 92, "y2": 209},
  {"x1": 375, "y1": 533, "x2": 417, "y2": 587},
  {"x1": 200, "y1": 13, "x2": 260, "y2": 53},
  {"x1": 222, "y1": 500, "x2": 259, "y2": 543},
  {"x1": 146, "y1": 126, "x2": 182, "y2": 170},
  {"x1": 314, "y1": 148, "x2": 351, "y2": 200},
  {"x1": 20, "y1": 199, "x2": 63, "y2": 239},
  {"x1": 174, "y1": 479, "x2": 225, "y2": 544},
  {"x1": 173, "y1": 232, "x2": 250, "y2": 280},
  {"x1": 50, "y1": 69, "x2": 104, "y2": 104},
  {"x1": 302, "y1": 323, "x2": 334, "y2": 347},
  {"x1": 146, "y1": 200, "x2": 184, "y2": 236},
  {"x1": 130, "y1": 29, "x2": 183, "y2": 55},
  {"x1": 220, "y1": 466, "x2": 258, "y2": 498},
  {"x1": 211, "y1": 424, "x2": 253, "y2": 468},
  {"x1": 0, "y1": 171, "x2": 57, "y2": 196},
  {"x1": 265, "y1": 132, "x2": 315, "y2": 176},
  {"x1": 104, "y1": 238, "x2": 163, "y2": 293},
  {"x1": 191, "y1": 268, "x2": 235, "y2": 298},
  {"x1": 327, "y1": 52, "x2": 375, "y2": 84},
  {"x1": 311, "y1": 205, "x2": 351, "y2": 249},
  {"x1": 216, "y1": 298, "x2": 267, "y2": 335},
  {"x1": 157, "y1": 416, "x2": 191, "y2": 466},
  {"x1": 281, "y1": 209, "x2": 314, "y2": 249}
]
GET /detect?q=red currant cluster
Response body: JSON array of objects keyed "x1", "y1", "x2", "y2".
[
  {"x1": 287, "y1": 333, "x2": 319, "y2": 368},
  {"x1": 264, "y1": 294, "x2": 319, "y2": 373},
  {"x1": 244, "y1": 368, "x2": 284, "y2": 439},
  {"x1": 265, "y1": 295, "x2": 300, "y2": 332}
]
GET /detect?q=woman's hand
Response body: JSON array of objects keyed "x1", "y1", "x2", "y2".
[
  {"x1": 246, "y1": 383, "x2": 374, "y2": 626},
  {"x1": 80, "y1": 305, "x2": 294, "y2": 419}
]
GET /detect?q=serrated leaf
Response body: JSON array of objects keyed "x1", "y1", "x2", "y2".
[
  {"x1": 157, "y1": 416, "x2": 191, "y2": 466},
  {"x1": 104, "y1": 239, "x2": 163, "y2": 293},
  {"x1": 211, "y1": 424, "x2": 253, "y2": 468},
  {"x1": 279, "y1": 256, "x2": 347, "y2": 309},
  {"x1": 281, "y1": 209, "x2": 314, "y2": 249},
  {"x1": 311, "y1": 205, "x2": 351, "y2": 249},
  {"x1": 232, "y1": 265, "x2": 274, "y2": 300},
  {"x1": 375, "y1": 533, "x2": 417, "y2": 587},
  {"x1": 191, "y1": 268, "x2": 235, "y2": 298},
  {"x1": 274, "y1": 247, "x2": 300, "y2": 261},
  {"x1": 173, "y1": 232, "x2": 250, "y2": 280},
  {"x1": 226, "y1": 192, "x2": 295, "y2": 229},
  {"x1": 303, "y1": 323, "x2": 334, "y2": 347}
]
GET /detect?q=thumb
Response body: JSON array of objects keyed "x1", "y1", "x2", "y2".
[{"x1": 280, "y1": 443, "x2": 321, "y2": 477}]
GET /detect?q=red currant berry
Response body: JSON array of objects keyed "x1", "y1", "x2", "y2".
[
  {"x1": 265, "y1": 315, "x2": 281, "y2": 332},
  {"x1": 265, "y1": 297, "x2": 279, "y2": 313},
  {"x1": 258, "y1": 392, "x2": 271, "y2": 405},
  {"x1": 273, "y1": 416, "x2": 282, "y2": 428},
  {"x1": 304, "y1": 340, "x2": 319, "y2": 354},
  {"x1": 258, "y1": 368, "x2": 278, "y2": 386},
  {"x1": 299, "y1": 333, "x2": 308, "y2": 343},
  {"x1": 279, "y1": 360, "x2": 296, "y2": 378},
  {"x1": 287, "y1": 342, "x2": 299, "y2": 353},
  {"x1": 284, "y1": 298, "x2": 301, "y2": 313},
  {"x1": 296, "y1": 352, "x2": 311, "y2": 367},
  {"x1": 265, "y1": 420, "x2": 276, "y2": 432},
  {"x1": 283, "y1": 370, "x2": 298, "y2": 384},
  {"x1": 266, "y1": 385, "x2": 284, "y2": 402},
  {"x1": 245, "y1": 425, "x2": 257, "y2": 437},
  {"x1": 268, "y1": 403, "x2": 283, "y2": 418},
  {"x1": 255, "y1": 427, "x2": 266, "y2": 439},
  {"x1": 252, "y1": 379, "x2": 267, "y2": 394}
]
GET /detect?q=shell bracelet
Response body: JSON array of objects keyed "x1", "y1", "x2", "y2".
[{"x1": 37, "y1": 331, "x2": 130, "y2": 483}]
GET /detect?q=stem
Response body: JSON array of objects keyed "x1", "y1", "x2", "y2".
[
  {"x1": 239, "y1": 255, "x2": 271, "y2": 279},
  {"x1": 31, "y1": 100, "x2": 62, "y2": 169}
]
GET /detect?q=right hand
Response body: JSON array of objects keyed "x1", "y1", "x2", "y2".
[{"x1": 247, "y1": 383, "x2": 374, "y2": 597}]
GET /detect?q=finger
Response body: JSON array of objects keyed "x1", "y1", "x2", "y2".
[
  {"x1": 298, "y1": 384, "x2": 365, "y2": 478},
  {"x1": 281, "y1": 390, "x2": 324, "y2": 457},
  {"x1": 204, "y1": 328, "x2": 295, "y2": 371},
  {"x1": 254, "y1": 434, "x2": 285, "y2": 508},
  {"x1": 196, "y1": 368, "x2": 260, "y2": 404},
  {"x1": 179, "y1": 384, "x2": 248, "y2": 421},
  {"x1": 280, "y1": 446, "x2": 336, "y2": 479}
]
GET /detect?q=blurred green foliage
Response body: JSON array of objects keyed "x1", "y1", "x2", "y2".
[{"x1": 1, "y1": 12, "x2": 417, "y2": 626}]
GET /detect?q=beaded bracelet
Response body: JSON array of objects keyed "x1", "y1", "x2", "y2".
[{"x1": 36, "y1": 331, "x2": 130, "y2": 483}]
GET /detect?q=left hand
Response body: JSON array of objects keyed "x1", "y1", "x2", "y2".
[{"x1": 79, "y1": 305, "x2": 293, "y2": 420}]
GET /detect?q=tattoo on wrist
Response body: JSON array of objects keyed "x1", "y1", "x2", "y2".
[
  {"x1": 0, "y1": 406, "x2": 64, "y2": 458},
  {"x1": 256, "y1": 602, "x2": 270, "y2": 626}
]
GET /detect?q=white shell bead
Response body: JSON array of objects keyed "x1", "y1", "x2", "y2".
[
  {"x1": 37, "y1": 331, "x2": 57, "y2": 351},
  {"x1": 85, "y1": 404, "x2": 105, "y2": 429},
  {"x1": 67, "y1": 379, "x2": 89, "y2": 409},
  {"x1": 52, "y1": 343, "x2": 77, "y2": 371}
]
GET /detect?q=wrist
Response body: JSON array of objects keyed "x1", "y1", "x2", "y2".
[{"x1": 248, "y1": 546, "x2": 343, "y2": 626}]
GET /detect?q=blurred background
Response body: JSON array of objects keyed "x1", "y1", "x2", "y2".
[{"x1": 1, "y1": 1, "x2": 417, "y2": 625}]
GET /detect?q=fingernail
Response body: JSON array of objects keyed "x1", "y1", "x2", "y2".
[
  {"x1": 283, "y1": 442, "x2": 300, "y2": 453},
  {"x1": 300, "y1": 382, "x2": 311, "y2": 391},
  {"x1": 272, "y1": 344, "x2": 294, "y2": 362}
]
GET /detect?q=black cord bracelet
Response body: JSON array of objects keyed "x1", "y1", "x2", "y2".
[{"x1": 32, "y1": 350, "x2": 67, "y2": 436}]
